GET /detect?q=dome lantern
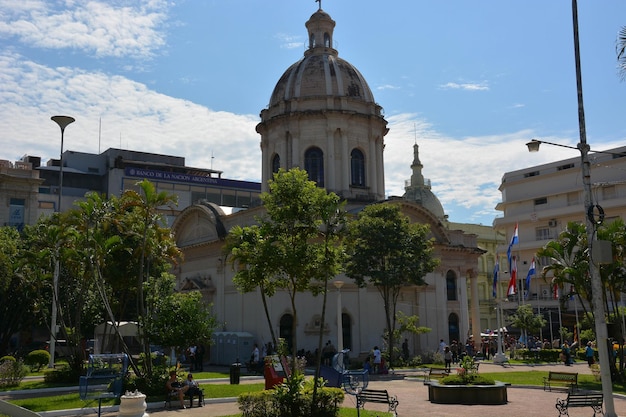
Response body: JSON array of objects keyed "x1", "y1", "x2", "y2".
[{"x1": 305, "y1": 8, "x2": 337, "y2": 57}]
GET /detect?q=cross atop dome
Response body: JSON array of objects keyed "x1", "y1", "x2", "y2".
[{"x1": 315, "y1": 0, "x2": 322, "y2": 11}]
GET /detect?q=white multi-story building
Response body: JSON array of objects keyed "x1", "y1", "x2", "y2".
[{"x1": 494, "y1": 145, "x2": 626, "y2": 338}]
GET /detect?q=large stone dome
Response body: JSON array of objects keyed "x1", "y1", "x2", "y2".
[
  {"x1": 257, "y1": 7, "x2": 388, "y2": 202},
  {"x1": 263, "y1": 9, "x2": 381, "y2": 118},
  {"x1": 269, "y1": 54, "x2": 376, "y2": 108}
]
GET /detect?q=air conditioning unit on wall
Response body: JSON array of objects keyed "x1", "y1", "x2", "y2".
[{"x1": 548, "y1": 219, "x2": 557, "y2": 227}]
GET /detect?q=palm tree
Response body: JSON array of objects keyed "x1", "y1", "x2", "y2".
[
  {"x1": 536, "y1": 222, "x2": 591, "y2": 317},
  {"x1": 618, "y1": 26, "x2": 626, "y2": 80}
]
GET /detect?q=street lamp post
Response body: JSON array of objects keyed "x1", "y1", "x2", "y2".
[
  {"x1": 48, "y1": 115, "x2": 74, "y2": 368},
  {"x1": 51, "y1": 115, "x2": 75, "y2": 212},
  {"x1": 334, "y1": 280, "x2": 344, "y2": 352}
]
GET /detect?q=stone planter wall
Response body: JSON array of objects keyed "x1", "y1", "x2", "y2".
[{"x1": 427, "y1": 380, "x2": 508, "y2": 405}]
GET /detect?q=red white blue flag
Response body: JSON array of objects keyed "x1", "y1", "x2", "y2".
[
  {"x1": 525, "y1": 257, "x2": 536, "y2": 299},
  {"x1": 507, "y1": 256, "x2": 517, "y2": 296},
  {"x1": 507, "y1": 223, "x2": 519, "y2": 273}
]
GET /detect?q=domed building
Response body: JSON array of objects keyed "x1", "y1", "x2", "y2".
[
  {"x1": 257, "y1": 7, "x2": 387, "y2": 202},
  {"x1": 171, "y1": 6, "x2": 486, "y2": 363}
]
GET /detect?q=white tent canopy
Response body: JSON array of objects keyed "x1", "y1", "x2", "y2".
[
  {"x1": 480, "y1": 327, "x2": 508, "y2": 337},
  {"x1": 94, "y1": 321, "x2": 140, "y2": 354}
]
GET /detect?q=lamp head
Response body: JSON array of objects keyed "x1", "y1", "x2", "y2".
[
  {"x1": 526, "y1": 139, "x2": 541, "y2": 153},
  {"x1": 334, "y1": 280, "x2": 344, "y2": 290},
  {"x1": 51, "y1": 115, "x2": 75, "y2": 131}
]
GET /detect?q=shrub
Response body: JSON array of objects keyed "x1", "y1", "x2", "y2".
[
  {"x1": 407, "y1": 355, "x2": 423, "y2": 367},
  {"x1": 431, "y1": 351, "x2": 444, "y2": 365},
  {"x1": 238, "y1": 372, "x2": 344, "y2": 417},
  {"x1": 44, "y1": 364, "x2": 82, "y2": 384},
  {"x1": 441, "y1": 374, "x2": 496, "y2": 385},
  {"x1": 516, "y1": 348, "x2": 560, "y2": 363},
  {"x1": 0, "y1": 359, "x2": 27, "y2": 387},
  {"x1": 126, "y1": 370, "x2": 169, "y2": 397},
  {"x1": 0, "y1": 356, "x2": 16, "y2": 363},
  {"x1": 25, "y1": 350, "x2": 51, "y2": 371}
]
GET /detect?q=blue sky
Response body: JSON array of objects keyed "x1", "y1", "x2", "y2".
[{"x1": 0, "y1": 0, "x2": 625, "y2": 226}]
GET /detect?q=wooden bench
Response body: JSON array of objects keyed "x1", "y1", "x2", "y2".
[
  {"x1": 555, "y1": 392, "x2": 603, "y2": 417},
  {"x1": 356, "y1": 389, "x2": 399, "y2": 417},
  {"x1": 543, "y1": 371, "x2": 578, "y2": 392},
  {"x1": 425, "y1": 368, "x2": 449, "y2": 381}
]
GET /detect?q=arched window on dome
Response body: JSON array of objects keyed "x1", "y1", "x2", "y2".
[
  {"x1": 324, "y1": 33, "x2": 331, "y2": 48},
  {"x1": 304, "y1": 147, "x2": 324, "y2": 187},
  {"x1": 310, "y1": 33, "x2": 316, "y2": 48},
  {"x1": 272, "y1": 154, "x2": 280, "y2": 175},
  {"x1": 350, "y1": 148, "x2": 365, "y2": 187}
]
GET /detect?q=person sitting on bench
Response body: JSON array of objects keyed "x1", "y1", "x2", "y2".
[
  {"x1": 184, "y1": 373, "x2": 203, "y2": 407},
  {"x1": 166, "y1": 370, "x2": 189, "y2": 409}
]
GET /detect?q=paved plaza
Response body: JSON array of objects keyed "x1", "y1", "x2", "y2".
[{"x1": 40, "y1": 362, "x2": 626, "y2": 417}]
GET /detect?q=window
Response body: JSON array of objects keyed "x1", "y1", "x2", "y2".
[
  {"x1": 534, "y1": 197, "x2": 547, "y2": 206},
  {"x1": 536, "y1": 227, "x2": 551, "y2": 241},
  {"x1": 602, "y1": 185, "x2": 616, "y2": 200},
  {"x1": 272, "y1": 154, "x2": 280, "y2": 174},
  {"x1": 324, "y1": 33, "x2": 330, "y2": 48},
  {"x1": 304, "y1": 147, "x2": 324, "y2": 186},
  {"x1": 9, "y1": 198, "x2": 25, "y2": 228},
  {"x1": 537, "y1": 256, "x2": 551, "y2": 267},
  {"x1": 309, "y1": 33, "x2": 315, "y2": 48},
  {"x1": 524, "y1": 171, "x2": 540, "y2": 178},
  {"x1": 557, "y1": 163, "x2": 574, "y2": 171},
  {"x1": 567, "y1": 191, "x2": 579, "y2": 206},
  {"x1": 448, "y1": 313, "x2": 460, "y2": 344},
  {"x1": 279, "y1": 314, "x2": 294, "y2": 353},
  {"x1": 350, "y1": 149, "x2": 365, "y2": 187},
  {"x1": 446, "y1": 270, "x2": 457, "y2": 301}
]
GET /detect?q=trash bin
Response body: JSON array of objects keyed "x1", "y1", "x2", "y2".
[{"x1": 230, "y1": 361, "x2": 241, "y2": 384}]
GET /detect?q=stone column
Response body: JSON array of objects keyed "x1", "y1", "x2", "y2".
[{"x1": 469, "y1": 270, "x2": 482, "y2": 352}]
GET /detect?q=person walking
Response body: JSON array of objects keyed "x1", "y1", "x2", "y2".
[
  {"x1": 372, "y1": 346, "x2": 382, "y2": 374},
  {"x1": 585, "y1": 341, "x2": 595, "y2": 366}
]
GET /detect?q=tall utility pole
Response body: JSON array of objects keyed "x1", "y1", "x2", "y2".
[{"x1": 571, "y1": 1, "x2": 615, "y2": 415}]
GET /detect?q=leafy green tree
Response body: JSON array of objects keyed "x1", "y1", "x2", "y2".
[
  {"x1": 225, "y1": 225, "x2": 279, "y2": 347},
  {"x1": 509, "y1": 304, "x2": 546, "y2": 339},
  {"x1": 0, "y1": 227, "x2": 42, "y2": 356},
  {"x1": 225, "y1": 168, "x2": 345, "y2": 374},
  {"x1": 344, "y1": 203, "x2": 439, "y2": 367},
  {"x1": 143, "y1": 274, "x2": 217, "y2": 357},
  {"x1": 385, "y1": 311, "x2": 430, "y2": 364},
  {"x1": 122, "y1": 180, "x2": 179, "y2": 372}
]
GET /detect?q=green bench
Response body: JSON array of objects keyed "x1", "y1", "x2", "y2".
[
  {"x1": 543, "y1": 371, "x2": 578, "y2": 392},
  {"x1": 356, "y1": 389, "x2": 399, "y2": 417}
]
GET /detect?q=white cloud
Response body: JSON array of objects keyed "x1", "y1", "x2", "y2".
[
  {"x1": 275, "y1": 33, "x2": 304, "y2": 50},
  {"x1": 0, "y1": 52, "x2": 261, "y2": 181},
  {"x1": 377, "y1": 84, "x2": 400, "y2": 91},
  {"x1": 383, "y1": 113, "x2": 582, "y2": 223},
  {"x1": 0, "y1": 0, "x2": 169, "y2": 58},
  {"x1": 439, "y1": 81, "x2": 489, "y2": 91}
]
